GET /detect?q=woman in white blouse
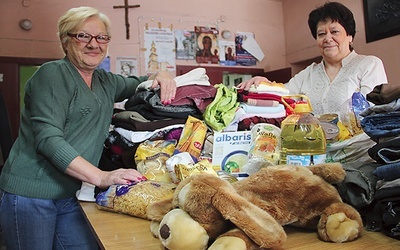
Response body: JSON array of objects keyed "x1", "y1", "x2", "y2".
[
  {"x1": 238, "y1": 2, "x2": 388, "y2": 165},
  {"x1": 238, "y1": 1, "x2": 388, "y2": 116}
]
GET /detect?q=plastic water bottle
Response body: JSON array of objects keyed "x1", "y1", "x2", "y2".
[{"x1": 279, "y1": 95, "x2": 326, "y2": 165}]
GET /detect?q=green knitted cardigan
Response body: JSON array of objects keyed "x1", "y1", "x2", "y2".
[{"x1": 0, "y1": 57, "x2": 147, "y2": 199}]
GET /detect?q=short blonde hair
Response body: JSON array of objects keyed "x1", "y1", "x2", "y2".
[{"x1": 58, "y1": 6, "x2": 111, "y2": 53}]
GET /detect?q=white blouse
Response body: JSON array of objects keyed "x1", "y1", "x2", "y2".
[{"x1": 285, "y1": 51, "x2": 388, "y2": 116}]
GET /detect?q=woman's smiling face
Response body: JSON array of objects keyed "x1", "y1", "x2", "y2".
[
  {"x1": 316, "y1": 18, "x2": 352, "y2": 63},
  {"x1": 65, "y1": 16, "x2": 109, "y2": 72}
]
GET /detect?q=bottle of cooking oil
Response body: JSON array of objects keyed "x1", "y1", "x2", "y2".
[{"x1": 279, "y1": 95, "x2": 326, "y2": 166}]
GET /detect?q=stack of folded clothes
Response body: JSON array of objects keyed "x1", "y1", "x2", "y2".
[
  {"x1": 234, "y1": 81, "x2": 294, "y2": 131},
  {"x1": 361, "y1": 83, "x2": 400, "y2": 182},
  {"x1": 360, "y1": 83, "x2": 400, "y2": 239}
]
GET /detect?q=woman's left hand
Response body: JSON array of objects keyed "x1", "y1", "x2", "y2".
[{"x1": 150, "y1": 70, "x2": 176, "y2": 105}]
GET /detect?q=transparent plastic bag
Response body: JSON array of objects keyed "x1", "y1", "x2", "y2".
[
  {"x1": 95, "y1": 181, "x2": 177, "y2": 219},
  {"x1": 135, "y1": 140, "x2": 176, "y2": 182},
  {"x1": 340, "y1": 91, "x2": 370, "y2": 136},
  {"x1": 242, "y1": 123, "x2": 281, "y2": 174}
]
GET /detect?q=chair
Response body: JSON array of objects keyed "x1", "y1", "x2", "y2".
[{"x1": 0, "y1": 90, "x2": 13, "y2": 172}]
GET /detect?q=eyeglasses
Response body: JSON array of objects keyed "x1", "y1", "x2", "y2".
[{"x1": 67, "y1": 33, "x2": 111, "y2": 44}]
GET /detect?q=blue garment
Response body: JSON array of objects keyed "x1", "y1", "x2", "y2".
[
  {"x1": 361, "y1": 111, "x2": 400, "y2": 139},
  {"x1": 373, "y1": 162, "x2": 400, "y2": 181},
  {"x1": 0, "y1": 190, "x2": 99, "y2": 250}
]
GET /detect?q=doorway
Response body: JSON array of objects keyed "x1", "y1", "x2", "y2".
[{"x1": 0, "y1": 57, "x2": 55, "y2": 140}]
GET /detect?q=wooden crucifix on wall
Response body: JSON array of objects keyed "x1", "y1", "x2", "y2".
[{"x1": 113, "y1": 0, "x2": 140, "y2": 40}]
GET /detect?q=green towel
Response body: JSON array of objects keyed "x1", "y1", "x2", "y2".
[{"x1": 203, "y1": 84, "x2": 239, "y2": 131}]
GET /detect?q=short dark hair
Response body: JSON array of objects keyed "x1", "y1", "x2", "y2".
[{"x1": 308, "y1": 2, "x2": 356, "y2": 40}]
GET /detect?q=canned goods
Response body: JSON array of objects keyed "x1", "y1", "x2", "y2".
[
  {"x1": 318, "y1": 113, "x2": 339, "y2": 124},
  {"x1": 320, "y1": 122, "x2": 339, "y2": 142}
]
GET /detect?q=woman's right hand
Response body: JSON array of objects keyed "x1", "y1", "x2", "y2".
[
  {"x1": 236, "y1": 76, "x2": 271, "y2": 91},
  {"x1": 97, "y1": 168, "x2": 147, "y2": 189}
]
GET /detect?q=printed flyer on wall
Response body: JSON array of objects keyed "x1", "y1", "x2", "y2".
[
  {"x1": 144, "y1": 28, "x2": 176, "y2": 73},
  {"x1": 175, "y1": 30, "x2": 196, "y2": 60},
  {"x1": 235, "y1": 32, "x2": 257, "y2": 66}
]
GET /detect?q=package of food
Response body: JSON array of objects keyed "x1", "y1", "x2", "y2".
[
  {"x1": 176, "y1": 116, "x2": 208, "y2": 160},
  {"x1": 241, "y1": 123, "x2": 281, "y2": 174},
  {"x1": 95, "y1": 181, "x2": 177, "y2": 219},
  {"x1": 165, "y1": 152, "x2": 196, "y2": 184},
  {"x1": 174, "y1": 159, "x2": 217, "y2": 181},
  {"x1": 248, "y1": 123, "x2": 281, "y2": 165},
  {"x1": 135, "y1": 140, "x2": 176, "y2": 182}
]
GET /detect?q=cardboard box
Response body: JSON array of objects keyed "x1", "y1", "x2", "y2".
[{"x1": 212, "y1": 131, "x2": 252, "y2": 173}]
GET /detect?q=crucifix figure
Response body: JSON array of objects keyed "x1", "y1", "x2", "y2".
[{"x1": 113, "y1": 0, "x2": 140, "y2": 40}]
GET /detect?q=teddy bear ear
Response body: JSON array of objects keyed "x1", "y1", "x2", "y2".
[{"x1": 212, "y1": 187, "x2": 287, "y2": 249}]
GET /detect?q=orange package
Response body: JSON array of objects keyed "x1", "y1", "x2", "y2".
[{"x1": 176, "y1": 116, "x2": 208, "y2": 160}]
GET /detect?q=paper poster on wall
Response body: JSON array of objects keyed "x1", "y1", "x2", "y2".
[
  {"x1": 194, "y1": 26, "x2": 219, "y2": 64},
  {"x1": 219, "y1": 40, "x2": 236, "y2": 66},
  {"x1": 235, "y1": 32, "x2": 257, "y2": 66},
  {"x1": 175, "y1": 30, "x2": 196, "y2": 60},
  {"x1": 116, "y1": 57, "x2": 138, "y2": 77},
  {"x1": 144, "y1": 28, "x2": 176, "y2": 73}
]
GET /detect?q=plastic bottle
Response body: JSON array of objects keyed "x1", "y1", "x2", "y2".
[{"x1": 279, "y1": 95, "x2": 326, "y2": 165}]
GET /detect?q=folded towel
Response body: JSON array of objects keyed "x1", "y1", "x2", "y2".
[
  {"x1": 240, "y1": 103, "x2": 284, "y2": 114},
  {"x1": 247, "y1": 98, "x2": 279, "y2": 107},
  {"x1": 248, "y1": 81, "x2": 289, "y2": 95},
  {"x1": 137, "y1": 67, "x2": 211, "y2": 91}
]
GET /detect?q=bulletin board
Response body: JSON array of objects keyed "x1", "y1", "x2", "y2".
[{"x1": 135, "y1": 15, "x2": 224, "y2": 75}]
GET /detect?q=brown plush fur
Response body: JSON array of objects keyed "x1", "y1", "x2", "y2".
[{"x1": 147, "y1": 163, "x2": 363, "y2": 250}]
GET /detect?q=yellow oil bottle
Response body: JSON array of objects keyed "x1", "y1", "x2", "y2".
[{"x1": 280, "y1": 95, "x2": 326, "y2": 165}]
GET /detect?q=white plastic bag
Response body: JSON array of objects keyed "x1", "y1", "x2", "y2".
[{"x1": 326, "y1": 132, "x2": 375, "y2": 164}]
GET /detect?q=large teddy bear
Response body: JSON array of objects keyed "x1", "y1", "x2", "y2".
[{"x1": 147, "y1": 163, "x2": 363, "y2": 249}]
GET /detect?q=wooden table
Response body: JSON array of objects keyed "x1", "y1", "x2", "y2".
[
  {"x1": 80, "y1": 201, "x2": 162, "y2": 249},
  {"x1": 80, "y1": 201, "x2": 400, "y2": 250}
]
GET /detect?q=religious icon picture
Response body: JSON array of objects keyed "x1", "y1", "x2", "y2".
[
  {"x1": 219, "y1": 40, "x2": 236, "y2": 66},
  {"x1": 194, "y1": 26, "x2": 219, "y2": 64}
]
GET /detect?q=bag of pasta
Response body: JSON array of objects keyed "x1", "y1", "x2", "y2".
[{"x1": 95, "y1": 181, "x2": 176, "y2": 219}]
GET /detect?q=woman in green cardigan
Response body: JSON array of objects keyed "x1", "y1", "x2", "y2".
[{"x1": 0, "y1": 6, "x2": 176, "y2": 250}]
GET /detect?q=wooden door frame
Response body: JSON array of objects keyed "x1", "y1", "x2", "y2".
[{"x1": 0, "y1": 56, "x2": 56, "y2": 139}]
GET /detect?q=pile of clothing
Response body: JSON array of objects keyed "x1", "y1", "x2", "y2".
[
  {"x1": 100, "y1": 69, "x2": 291, "y2": 178},
  {"x1": 360, "y1": 83, "x2": 400, "y2": 240},
  {"x1": 97, "y1": 69, "x2": 215, "y2": 185},
  {"x1": 232, "y1": 82, "x2": 294, "y2": 131}
]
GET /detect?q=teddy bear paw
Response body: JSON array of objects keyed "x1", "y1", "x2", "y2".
[
  {"x1": 325, "y1": 212, "x2": 360, "y2": 243},
  {"x1": 208, "y1": 236, "x2": 247, "y2": 250}
]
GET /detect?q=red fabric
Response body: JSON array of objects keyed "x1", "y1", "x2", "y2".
[
  {"x1": 171, "y1": 85, "x2": 217, "y2": 113},
  {"x1": 237, "y1": 89, "x2": 295, "y2": 106}
]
